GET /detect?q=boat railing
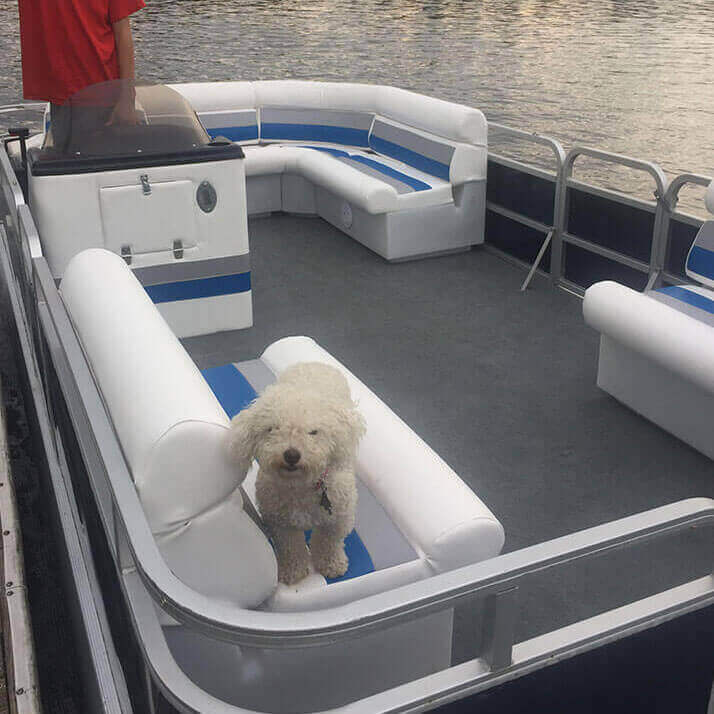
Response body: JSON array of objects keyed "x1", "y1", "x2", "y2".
[
  {"x1": 486, "y1": 123, "x2": 566, "y2": 292},
  {"x1": 2, "y1": 121, "x2": 714, "y2": 712},
  {"x1": 551, "y1": 146, "x2": 668, "y2": 293},
  {"x1": 656, "y1": 172, "x2": 714, "y2": 287},
  {"x1": 27, "y1": 227, "x2": 714, "y2": 711}
]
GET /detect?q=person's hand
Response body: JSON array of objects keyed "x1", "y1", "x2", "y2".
[{"x1": 106, "y1": 94, "x2": 138, "y2": 126}]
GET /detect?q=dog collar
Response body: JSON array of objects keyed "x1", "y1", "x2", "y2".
[
  {"x1": 315, "y1": 470, "x2": 333, "y2": 515},
  {"x1": 314, "y1": 469, "x2": 329, "y2": 491}
]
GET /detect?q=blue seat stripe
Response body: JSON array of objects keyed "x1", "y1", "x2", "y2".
[
  {"x1": 300, "y1": 147, "x2": 432, "y2": 192},
  {"x1": 202, "y1": 363, "x2": 258, "y2": 418},
  {"x1": 144, "y1": 271, "x2": 251, "y2": 304},
  {"x1": 369, "y1": 135, "x2": 450, "y2": 181},
  {"x1": 655, "y1": 285, "x2": 714, "y2": 314},
  {"x1": 207, "y1": 125, "x2": 259, "y2": 142},
  {"x1": 261, "y1": 123, "x2": 369, "y2": 146},
  {"x1": 305, "y1": 530, "x2": 375, "y2": 583},
  {"x1": 687, "y1": 245, "x2": 714, "y2": 281},
  {"x1": 345, "y1": 155, "x2": 432, "y2": 192}
]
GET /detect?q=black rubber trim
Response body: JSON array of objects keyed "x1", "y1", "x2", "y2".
[{"x1": 29, "y1": 143, "x2": 244, "y2": 177}]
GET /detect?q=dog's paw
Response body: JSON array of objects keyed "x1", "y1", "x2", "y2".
[
  {"x1": 313, "y1": 547, "x2": 349, "y2": 579},
  {"x1": 278, "y1": 559, "x2": 311, "y2": 586}
]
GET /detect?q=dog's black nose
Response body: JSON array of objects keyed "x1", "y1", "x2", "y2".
[{"x1": 283, "y1": 448, "x2": 301, "y2": 465}]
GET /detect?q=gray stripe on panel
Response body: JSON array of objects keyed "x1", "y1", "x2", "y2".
[
  {"x1": 261, "y1": 107, "x2": 374, "y2": 130},
  {"x1": 235, "y1": 359, "x2": 277, "y2": 395},
  {"x1": 132, "y1": 253, "x2": 251, "y2": 286},
  {"x1": 198, "y1": 110, "x2": 258, "y2": 130},
  {"x1": 648, "y1": 289, "x2": 714, "y2": 328},
  {"x1": 337, "y1": 157, "x2": 415, "y2": 194},
  {"x1": 371, "y1": 118, "x2": 454, "y2": 165}
]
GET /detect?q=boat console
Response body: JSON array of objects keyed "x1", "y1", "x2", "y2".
[{"x1": 27, "y1": 81, "x2": 253, "y2": 337}]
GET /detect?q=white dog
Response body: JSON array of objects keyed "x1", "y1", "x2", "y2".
[{"x1": 227, "y1": 362, "x2": 366, "y2": 585}]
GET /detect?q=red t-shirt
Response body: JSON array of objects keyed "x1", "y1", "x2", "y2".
[{"x1": 18, "y1": 0, "x2": 146, "y2": 104}]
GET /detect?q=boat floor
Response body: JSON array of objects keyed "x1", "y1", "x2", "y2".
[{"x1": 185, "y1": 214, "x2": 714, "y2": 652}]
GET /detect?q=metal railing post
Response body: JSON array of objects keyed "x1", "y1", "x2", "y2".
[
  {"x1": 550, "y1": 156, "x2": 569, "y2": 286},
  {"x1": 487, "y1": 123, "x2": 565, "y2": 290},
  {"x1": 555, "y1": 146, "x2": 668, "y2": 293},
  {"x1": 655, "y1": 173, "x2": 713, "y2": 287},
  {"x1": 481, "y1": 587, "x2": 519, "y2": 670}
]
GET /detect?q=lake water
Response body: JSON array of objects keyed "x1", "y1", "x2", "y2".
[{"x1": 1, "y1": 0, "x2": 713, "y2": 213}]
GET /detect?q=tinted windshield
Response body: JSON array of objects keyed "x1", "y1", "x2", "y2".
[{"x1": 39, "y1": 80, "x2": 210, "y2": 159}]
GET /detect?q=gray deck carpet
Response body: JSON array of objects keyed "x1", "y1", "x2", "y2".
[{"x1": 185, "y1": 214, "x2": 714, "y2": 650}]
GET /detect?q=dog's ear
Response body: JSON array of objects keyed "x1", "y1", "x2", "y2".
[
  {"x1": 347, "y1": 402, "x2": 367, "y2": 444},
  {"x1": 332, "y1": 400, "x2": 367, "y2": 463},
  {"x1": 226, "y1": 402, "x2": 262, "y2": 476}
]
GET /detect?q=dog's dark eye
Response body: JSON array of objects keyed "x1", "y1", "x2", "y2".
[{"x1": 309, "y1": 429, "x2": 318, "y2": 435}]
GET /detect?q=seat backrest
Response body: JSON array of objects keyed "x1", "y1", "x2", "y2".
[
  {"x1": 254, "y1": 81, "x2": 375, "y2": 148},
  {"x1": 685, "y1": 181, "x2": 714, "y2": 288},
  {"x1": 61, "y1": 249, "x2": 277, "y2": 607},
  {"x1": 172, "y1": 81, "x2": 259, "y2": 143}
]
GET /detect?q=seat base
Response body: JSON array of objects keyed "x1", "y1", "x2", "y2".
[
  {"x1": 597, "y1": 334, "x2": 714, "y2": 459},
  {"x1": 246, "y1": 173, "x2": 485, "y2": 261}
]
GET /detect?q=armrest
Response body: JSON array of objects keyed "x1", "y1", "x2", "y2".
[
  {"x1": 583, "y1": 281, "x2": 714, "y2": 394},
  {"x1": 261, "y1": 336, "x2": 505, "y2": 572}
]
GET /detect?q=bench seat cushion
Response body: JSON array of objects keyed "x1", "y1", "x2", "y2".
[
  {"x1": 648, "y1": 284, "x2": 714, "y2": 327},
  {"x1": 242, "y1": 144, "x2": 453, "y2": 214}
]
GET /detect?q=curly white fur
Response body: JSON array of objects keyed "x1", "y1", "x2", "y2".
[{"x1": 227, "y1": 363, "x2": 366, "y2": 585}]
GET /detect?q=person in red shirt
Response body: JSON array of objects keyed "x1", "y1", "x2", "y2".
[{"x1": 17, "y1": 0, "x2": 146, "y2": 150}]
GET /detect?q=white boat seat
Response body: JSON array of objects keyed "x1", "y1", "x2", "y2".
[
  {"x1": 171, "y1": 80, "x2": 488, "y2": 261},
  {"x1": 60, "y1": 247, "x2": 504, "y2": 615},
  {"x1": 648, "y1": 284, "x2": 714, "y2": 327},
  {"x1": 242, "y1": 144, "x2": 453, "y2": 214},
  {"x1": 60, "y1": 249, "x2": 278, "y2": 609},
  {"x1": 583, "y1": 180, "x2": 714, "y2": 460}
]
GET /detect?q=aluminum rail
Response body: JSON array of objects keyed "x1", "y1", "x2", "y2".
[
  {"x1": 654, "y1": 172, "x2": 713, "y2": 287},
  {"x1": 551, "y1": 145, "x2": 668, "y2": 291},
  {"x1": 486, "y1": 123, "x2": 566, "y2": 291},
  {"x1": 488, "y1": 122, "x2": 567, "y2": 170}
]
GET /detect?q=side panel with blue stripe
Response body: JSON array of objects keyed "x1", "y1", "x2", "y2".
[
  {"x1": 369, "y1": 118, "x2": 453, "y2": 181},
  {"x1": 199, "y1": 109, "x2": 259, "y2": 143},
  {"x1": 133, "y1": 255, "x2": 252, "y2": 305}
]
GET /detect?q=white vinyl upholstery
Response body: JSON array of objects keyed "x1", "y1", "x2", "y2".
[
  {"x1": 584, "y1": 279, "x2": 714, "y2": 459},
  {"x1": 60, "y1": 249, "x2": 277, "y2": 607},
  {"x1": 170, "y1": 80, "x2": 487, "y2": 260},
  {"x1": 584, "y1": 281, "x2": 714, "y2": 395},
  {"x1": 242, "y1": 145, "x2": 452, "y2": 214},
  {"x1": 261, "y1": 336, "x2": 505, "y2": 572}
]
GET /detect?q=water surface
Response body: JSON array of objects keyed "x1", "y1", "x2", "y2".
[{"x1": 1, "y1": 1, "x2": 712, "y2": 212}]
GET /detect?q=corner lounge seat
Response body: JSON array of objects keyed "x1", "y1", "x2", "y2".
[
  {"x1": 60, "y1": 248, "x2": 504, "y2": 709},
  {"x1": 171, "y1": 80, "x2": 488, "y2": 261},
  {"x1": 583, "y1": 181, "x2": 714, "y2": 460}
]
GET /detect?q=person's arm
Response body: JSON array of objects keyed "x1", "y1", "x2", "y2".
[{"x1": 107, "y1": 17, "x2": 137, "y2": 124}]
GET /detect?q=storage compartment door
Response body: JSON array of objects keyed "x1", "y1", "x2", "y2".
[{"x1": 100, "y1": 180, "x2": 198, "y2": 257}]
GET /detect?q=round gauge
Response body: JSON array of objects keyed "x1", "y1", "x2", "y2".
[
  {"x1": 196, "y1": 180, "x2": 218, "y2": 213},
  {"x1": 341, "y1": 201, "x2": 353, "y2": 228}
]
